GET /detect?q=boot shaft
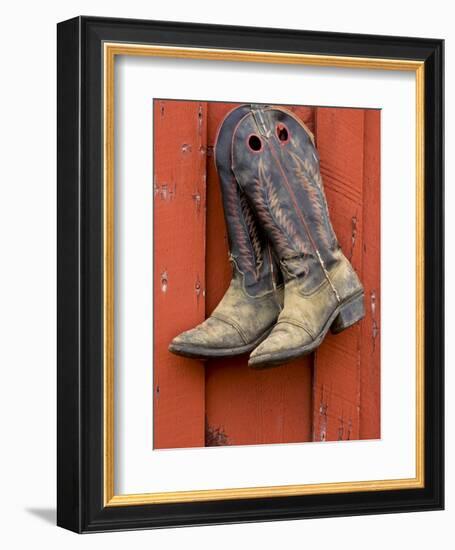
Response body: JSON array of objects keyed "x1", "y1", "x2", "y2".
[
  {"x1": 231, "y1": 105, "x2": 340, "y2": 292},
  {"x1": 214, "y1": 105, "x2": 282, "y2": 296}
]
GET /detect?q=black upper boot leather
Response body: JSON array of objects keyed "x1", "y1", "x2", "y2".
[
  {"x1": 230, "y1": 105, "x2": 365, "y2": 368},
  {"x1": 169, "y1": 105, "x2": 283, "y2": 359}
]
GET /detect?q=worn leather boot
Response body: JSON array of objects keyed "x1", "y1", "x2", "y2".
[
  {"x1": 169, "y1": 105, "x2": 283, "y2": 359},
  {"x1": 230, "y1": 105, "x2": 365, "y2": 368}
]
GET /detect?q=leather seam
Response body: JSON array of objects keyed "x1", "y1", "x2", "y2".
[
  {"x1": 211, "y1": 313, "x2": 249, "y2": 344},
  {"x1": 276, "y1": 317, "x2": 315, "y2": 340},
  {"x1": 298, "y1": 262, "x2": 344, "y2": 297}
]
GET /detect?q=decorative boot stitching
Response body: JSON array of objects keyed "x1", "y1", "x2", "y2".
[
  {"x1": 239, "y1": 191, "x2": 264, "y2": 277},
  {"x1": 253, "y1": 158, "x2": 311, "y2": 259},
  {"x1": 288, "y1": 150, "x2": 338, "y2": 251},
  {"x1": 224, "y1": 176, "x2": 261, "y2": 280},
  {"x1": 264, "y1": 132, "x2": 341, "y2": 303}
]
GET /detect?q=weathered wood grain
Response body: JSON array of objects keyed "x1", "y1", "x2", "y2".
[
  {"x1": 312, "y1": 107, "x2": 366, "y2": 442},
  {"x1": 153, "y1": 100, "x2": 207, "y2": 449},
  {"x1": 360, "y1": 109, "x2": 381, "y2": 439}
]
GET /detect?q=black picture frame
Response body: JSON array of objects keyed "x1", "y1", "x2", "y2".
[{"x1": 57, "y1": 16, "x2": 444, "y2": 533}]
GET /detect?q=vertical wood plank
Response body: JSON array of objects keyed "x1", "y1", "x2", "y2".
[
  {"x1": 287, "y1": 105, "x2": 316, "y2": 136},
  {"x1": 153, "y1": 100, "x2": 207, "y2": 449},
  {"x1": 205, "y1": 102, "x2": 313, "y2": 447},
  {"x1": 312, "y1": 107, "x2": 365, "y2": 442},
  {"x1": 360, "y1": 110, "x2": 381, "y2": 439}
]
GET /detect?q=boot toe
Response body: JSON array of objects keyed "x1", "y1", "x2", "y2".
[
  {"x1": 249, "y1": 322, "x2": 312, "y2": 368},
  {"x1": 169, "y1": 317, "x2": 245, "y2": 356}
]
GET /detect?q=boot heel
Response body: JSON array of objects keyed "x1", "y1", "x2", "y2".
[{"x1": 331, "y1": 293, "x2": 365, "y2": 334}]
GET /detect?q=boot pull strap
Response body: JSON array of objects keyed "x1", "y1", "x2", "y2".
[{"x1": 250, "y1": 105, "x2": 271, "y2": 138}]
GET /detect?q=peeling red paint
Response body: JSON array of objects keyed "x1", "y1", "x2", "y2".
[
  {"x1": 192, "y1": 190, "x2": 201, "y2": 212},
  {"x1": 349, "y1": 214, "x2": 358, "y2": 261},
  {"x1": 195, "y1": 276, "x2": 202, "y2": 303},
  {"x1": 317, "y1": 386, "x2": 328, "y2": 442},
  {"x1": 205, "y1": 420, "x2": 229, "y2": 446},
  {"x1": 370, "y1": 289, "x2": 379, "y2": 352},
  {"x1": 154, "y1": 181, "x2": 176, "y2": 201},
  {"x1": 160, "y1": 270, "x2": 168, "y2": 293},
  {"x1": 198, "y1": 104, "x2": 204, "y2": 135}
]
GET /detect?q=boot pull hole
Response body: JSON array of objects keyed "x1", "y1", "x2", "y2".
[
  {"x1": 248, "y1": 134, "x2": 262, "y2": 152},
  {"x1": 276, "y1": 123, "x2": 289, "y2": 143}
]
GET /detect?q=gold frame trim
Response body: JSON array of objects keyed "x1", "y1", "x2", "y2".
[{"x1": 103, "y1": 43, "x2": 425, "y2": 507}]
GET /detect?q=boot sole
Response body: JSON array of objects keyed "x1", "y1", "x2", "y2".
[
  {"x1": 249, "y1": 292, "x2": 365, "y2": 369},
  {"x1": 168, "y1": 326, "x2": 274, "y2": 360}
]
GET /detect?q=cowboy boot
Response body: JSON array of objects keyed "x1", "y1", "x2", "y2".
[
  {"x1": 230, "y1": 105, "x2": 365, "y2": 368},
  {"x1": 168, "y1": 105, "x2": 283, "y2": 359}
]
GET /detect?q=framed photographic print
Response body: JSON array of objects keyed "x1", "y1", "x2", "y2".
[{"x1": 57, "y1": 16, "x2": 444, "y2": 532}]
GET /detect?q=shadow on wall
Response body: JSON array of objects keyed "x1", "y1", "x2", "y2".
[{"x1": 25, "y1": 508, "x2": 56, "y2": 525}]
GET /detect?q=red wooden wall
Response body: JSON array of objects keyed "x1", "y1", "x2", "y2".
[
  {"x1": 153, "y1": 100, "x2": 380, "y2": 449},
  {"x1": 153, "y1": 100, "x2": 206, "y2": 449}
]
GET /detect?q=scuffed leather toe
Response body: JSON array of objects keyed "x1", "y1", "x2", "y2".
[
  {"x1": 169, "y1": 316, "x2": 245, "y2": 354},
  {"x1": 248, "y1": 322, "x2": 312, "y2": 368}
]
